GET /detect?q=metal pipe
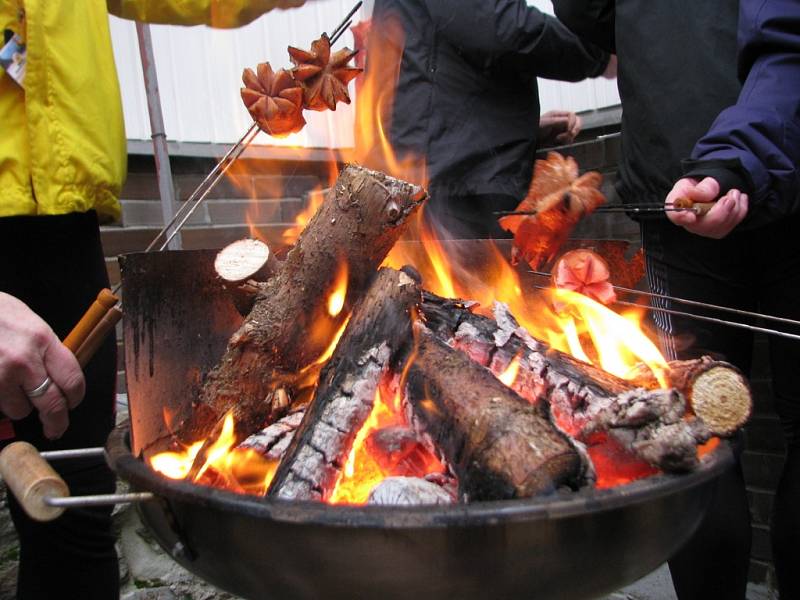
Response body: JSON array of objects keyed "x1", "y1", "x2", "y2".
[
  {"x1": 136, "y1": 23, "x2": 182, "y2": 251},
  {"x1": 40, "y1": 447, "x2": 105, "y2": 461}
]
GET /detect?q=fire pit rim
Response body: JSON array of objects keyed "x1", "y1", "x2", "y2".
[{"x1": 107, "y1": 423, "x2": 732, "y2": 529}]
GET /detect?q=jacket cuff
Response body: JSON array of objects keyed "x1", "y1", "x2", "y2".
[{"x1": 681, "y1": 158, "x2": 753, "y2": 197}]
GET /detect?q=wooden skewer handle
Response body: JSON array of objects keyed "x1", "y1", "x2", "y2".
[
  {"x1": 73, "y1": 306, "x2": 123, "y2": 369},
  {"x1": 672, "y1": 197, "x2": 716, "y2": 216},
  {"x1": 63, "y1": 288, "x2": 119, "y2": 356},
  {"x1": 0, "y1": 441, "x2": 68, "y2": 522}
]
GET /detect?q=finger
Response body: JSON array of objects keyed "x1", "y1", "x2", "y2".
[
  {"x1": 28, "y1": 384, "x2": 69, "y2": 441},
  {"x1": 572, "y1": 115, "x2": 583, "y2": 137},
  {"x1": 692, "y1": 177, "x2": 721, "y2": 202},
  {"x1": 42, "y1": 340, "x2": 85, "y2": 410},
  {"x1": 16, "y1": 349, "x2": 69, "y2": 440}
]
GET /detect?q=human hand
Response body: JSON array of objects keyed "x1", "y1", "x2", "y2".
[
  {"x1": 602, "y1": 54, "x2": 617, "y2": 79},
  {"x1": 0, "y1": 293, "x2": 84, "y2": 440},
  {"x1": 665, "y1": 177, "x2": 748, "y2": 239},
  {"x1": 539, "y1": 110, "x2": 583, "y2": 146}
]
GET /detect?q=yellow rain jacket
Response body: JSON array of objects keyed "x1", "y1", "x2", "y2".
[{"x1": 0, "y1": 0, "x2": 300, "y2": 221}]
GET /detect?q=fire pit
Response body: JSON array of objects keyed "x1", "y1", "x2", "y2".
[{"x1": 113, "y1": 246, "x2": 732, "y2": 600}]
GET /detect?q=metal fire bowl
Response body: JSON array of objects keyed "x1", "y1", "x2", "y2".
[{"x1": 117, "y1": 247, "x2": 732, "y2": 600}]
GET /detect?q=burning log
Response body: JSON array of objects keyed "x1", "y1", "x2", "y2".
[
  {"x1": 268, "y1": 268, "x2": 421, "y2": 501},
  {"x1": 238, "y1": 410, "x2": 305, "y2": 462},
  {"x1": 419, "y1": 293, "x2": 710, "y2": 472},
  {"x1": 214, "y1": 238, "x2": 278, "y2": 315},
  {"x1": 180, "y1": 166, "x2": 426, "y2": 450},
  {"x1": 627, "y1": 358, "x2": 752, "y2": 437},
  {"x1": 405, "y1": 325, "x2": 584, "y2": 501}
]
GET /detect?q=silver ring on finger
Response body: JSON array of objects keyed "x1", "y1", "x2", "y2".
[{"x1": 24, "y1": 376, "x2": 52, "y2": 399}]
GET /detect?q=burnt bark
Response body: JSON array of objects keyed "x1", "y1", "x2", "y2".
[
  {"x1": 180, "y1": 166, "x2": 426, "y2": 447},
  {"x1": 419, "y1": 293, "x2": 709, "y2": 472},
  {"x1": 405, "y1": 325, "x2": 583, "y2": 501},
  {"x1": 268, "y1": 268, "x2": 421, "y2": 501}
]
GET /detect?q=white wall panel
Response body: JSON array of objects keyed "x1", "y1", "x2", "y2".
[{"x1": 110, "y1": 0, "x2": 618, "y2": 151}]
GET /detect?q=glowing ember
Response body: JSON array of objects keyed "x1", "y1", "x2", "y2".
[
  {"x1": 150, "y1": 411, "x2": 279, "y2": 496},
  {"x1": 498, "y1": 354, "x2": 521, "y2": 387},
  {"x1": 329, "y1": 387, "x2": 444, "y2": 505}
]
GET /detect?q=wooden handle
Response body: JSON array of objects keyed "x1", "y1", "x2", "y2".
[
  {"x1": 63, "y1": 288, "x2": 119, "y2": 354},
  {"x1": 73, "y1": 306, "x2": 123, "y2": 369},
  {"x1": 673, "y1": 197, "x2": 716, "y2": 216},
  {"x1": 0, "y1": 442, "x2": 68, "y2": 521}
]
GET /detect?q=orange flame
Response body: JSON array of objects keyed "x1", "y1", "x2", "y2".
[
  {"x1": 327, "y1": 262, "x2": 349, "y2": 317},
  {"x1": 149, "y1": 411, "x2": 278, "y2": 496},
  {"x1": 329, "y1": 385, "x2": 445, "y2": 505},
  {"x1": 549, "y1": 288, "x2": 668, "y2": 386}
]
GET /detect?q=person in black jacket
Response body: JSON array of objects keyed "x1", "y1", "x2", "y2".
[
  {"x1": 368, "y1": 0, "x2": 613, "y2": 239},
  {"x1": 553, "y1": 1, "x2": 800, "y2": 598}
]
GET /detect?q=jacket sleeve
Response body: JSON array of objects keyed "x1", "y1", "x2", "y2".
[
  {"x1": 685, "y1": 0, "x2": 800, "y2": 228},
  {"x1": 551, "y1": 0, "x2": 616, "y2": 54},
  {"x1": 424, "y1": 0, "x2": 609, "y2": 81},
  {"x1": 106, "y1": 0, "x2": 304, "y2": 28}
]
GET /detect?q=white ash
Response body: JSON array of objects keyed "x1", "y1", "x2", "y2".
[{"x1": 368, "y1": 477, "x2": 455, "y2": 506}]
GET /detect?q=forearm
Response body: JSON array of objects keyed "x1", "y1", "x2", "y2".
[{"x1": 426, "y1": 0, "x2": 608, "y2": 80}]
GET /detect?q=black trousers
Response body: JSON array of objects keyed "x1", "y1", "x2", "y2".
[
  {"x1": 0, "y1": 211, "x2": 119, "y2": 600},
  {"x1": 642, "y1": 216, "x2": 800, "y2": 600}
]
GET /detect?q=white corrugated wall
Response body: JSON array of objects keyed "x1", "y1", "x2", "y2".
[{"x1": 110, "y1": 0, "x2": 619, "y2": 150}]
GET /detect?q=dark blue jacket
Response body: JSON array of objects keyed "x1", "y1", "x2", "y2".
[{"x1": 685, "y1": 0, "x2": 800, "y2": 228}]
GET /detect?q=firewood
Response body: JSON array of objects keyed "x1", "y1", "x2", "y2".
[
  {"x1": 418, "y1": 293, "x2": 710, "y2": 472},
  {"x1": 179, "y1": 166, "x2": 426, "y2": 452},
  {"x1": 405, "y1": 324, "x2": 584, "y2": 501},
  {"x1": 215, "y1": 238, "x2": 277, "y2": 284},
  {"x1": 268, "y1": 268, "x2": 421, "y2": 501},
  {"x1": 214, "y1": 238, "x2": 278, "y2": 315},
  {"x1": 627, "y1": 357, "x2": 752, "y2": 437},
  {"x1": 238, "y1": 410, "x2": 305, "y2": 462}
]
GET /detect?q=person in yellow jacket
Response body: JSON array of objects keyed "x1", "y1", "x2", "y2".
[{"x1": 0, "y1": 1, "x2": 304, "y2": 598}]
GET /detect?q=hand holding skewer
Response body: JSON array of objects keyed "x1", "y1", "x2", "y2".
[
  {"x1": 665, "y1": 176, "x2": 748, "y2": 239},
  {"x1": 0, "y1": 293, "x2": 85, "y2": 440}
]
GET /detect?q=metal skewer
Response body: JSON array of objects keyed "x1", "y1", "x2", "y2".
[
  {"x1": 529, "y1": 283, "x2": 800, "y2": 342},
  {"x1": 529, "y1": 270, "x2": 800, "y2": 330},
  {"x1": 495, "y1": 205, "x2": 702, "y2": 217},
  {"x1": 142, "y1": 0, "x2": 362, "y2": 257}
]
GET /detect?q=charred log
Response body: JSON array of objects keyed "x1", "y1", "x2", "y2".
[
  {"x1": 628, "y1": 357, "x2": 752, "y2": 437},
  {"x1": 405, "y1": 325, "x2": 583, "y2": 501},
  {"x1": 268, "y1": 268, "x2": 420, "y2": 501},
  {"x1": 180, "y1": 166, "x2": 426, "y2": 449},
  {"x1": 238, "y1": 410, "x2": 305, "y2": 462},
  {"x1": 419, "y1": 293, "x2": 709, "y2": 472}
]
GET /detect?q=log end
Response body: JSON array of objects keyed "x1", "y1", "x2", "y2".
[{"x1": 689, "y1": 363, "x2": 752, "y2": 437}]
